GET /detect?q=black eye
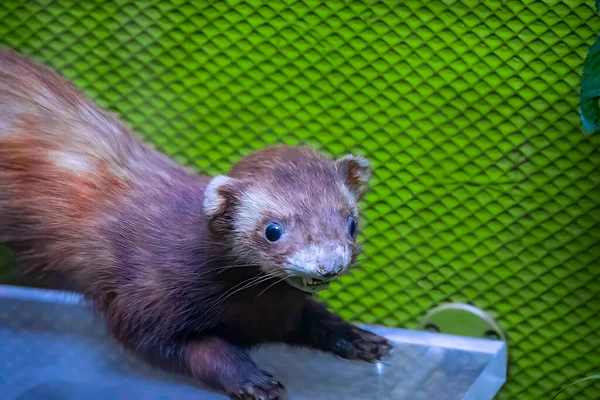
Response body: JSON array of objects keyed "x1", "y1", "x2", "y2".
[
  {"x1": 347, "y1": 217, "x2": 357, "y2": 237},
  {"x1": 265, "y1": 223, "x2": 283, "y2": 242}
]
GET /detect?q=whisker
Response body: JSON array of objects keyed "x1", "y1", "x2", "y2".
[
  {"x1": 215, "y1": 272, "x2": 280, "y2": 304},
  {"x1": 200, "y1": 264, "x2": 260, "y2": 275},
  {"x1": 214, "y1": 276, "x2": 263, "y2": 303},
  {"x1": 202, "y1": 274, "x2": 279, "y2": 317},
  {"x1": 256, "y1": 276, "x2": 289, "y2": 297}
]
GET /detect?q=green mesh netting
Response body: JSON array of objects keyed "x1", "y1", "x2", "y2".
[{"x1": 1, "y1": 1, "x2": 599, "y2": 399}]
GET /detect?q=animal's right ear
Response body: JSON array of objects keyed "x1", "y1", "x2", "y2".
[{"x1": 203, "y1": 175, "x2": 238, "y2": 219}]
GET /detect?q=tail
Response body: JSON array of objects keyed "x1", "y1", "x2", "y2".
[
  {"x1": 0, "y1": 48, "x2": 196, "y2": 247},
  {"x1": 0, "y1": 48, "x2": 132, "y2": 241},
  {"x1": 0, "y1": 48, "x2": 145, "y2": 168}
]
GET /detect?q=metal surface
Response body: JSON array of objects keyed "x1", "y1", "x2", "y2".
[
  {"x1": 1, "y1": 1, "x2": 599, "y2": 399},
  {"x1": 0, "y1": 284, "x2": 506, "y2": 400}
]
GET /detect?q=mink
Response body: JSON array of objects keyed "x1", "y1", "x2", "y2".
[{"x1": 0, "y1": 48, "x2": 391, "y2": 400}]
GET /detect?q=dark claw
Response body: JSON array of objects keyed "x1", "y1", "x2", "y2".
[
  {"x1": 230, "y1": 373, "x2": 286, "y2": 400},
  {"x1": 335, "y1": 327, "x2": 393, "y2": 363}
]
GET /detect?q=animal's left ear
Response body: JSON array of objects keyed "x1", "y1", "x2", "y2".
[{"x1": 335, "y1": 154, "x2": 371, "y2": 200}]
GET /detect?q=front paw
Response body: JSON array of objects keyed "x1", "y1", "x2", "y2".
[
  {"x1": 334, "y1": 327, "x2": 393, "y2": 363},
  {"x1": 230, "y1": 371, "x2": 286, "y2": 400}
]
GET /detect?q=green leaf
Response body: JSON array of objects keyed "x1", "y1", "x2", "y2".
[{"x1": 551, "y1": 375, "x2": 600, "y2": 400}]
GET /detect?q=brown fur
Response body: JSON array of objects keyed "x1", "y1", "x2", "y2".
[{"x1": 0, "y1": 48, "x2": 391, "y2": 399}]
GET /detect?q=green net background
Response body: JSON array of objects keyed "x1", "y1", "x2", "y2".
[{"x1": 1, "y1": 0, "x2": 599, "y2": 398}]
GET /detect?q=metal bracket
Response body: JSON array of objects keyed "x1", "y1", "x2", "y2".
[{"x1": 419, "y1": 303, "x2": 506, "y2": 341}]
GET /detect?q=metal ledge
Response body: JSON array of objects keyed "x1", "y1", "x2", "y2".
[{"x1": 0, "y1": 285, "x2": 506, "y2": 399}]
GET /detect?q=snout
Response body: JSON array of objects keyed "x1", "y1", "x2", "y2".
[
  {"x1": 285, "y1": 245, "x2": 350, "y2": 293},
  {"x1": 317, "y1": 264, "x2": 342, "y2": 280},
  {"x1": 303, "y1": 264, "x2": 342, "y2": 290}
]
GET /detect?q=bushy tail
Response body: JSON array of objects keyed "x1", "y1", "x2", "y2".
[
  {"x1": 0, "y1": 48, "x2": 138, "y2": 245},
  {"x1": 0, "y1": 48, "x2": 197, "y2": 247}
]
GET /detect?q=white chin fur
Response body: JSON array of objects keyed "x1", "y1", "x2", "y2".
[{"x1": 285, "y1": 277, "x2": 331, "y2": 293}]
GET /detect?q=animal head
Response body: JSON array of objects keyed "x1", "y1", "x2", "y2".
[{"x1": 203, "y1": 146, "x2": 371, "y2": 293}]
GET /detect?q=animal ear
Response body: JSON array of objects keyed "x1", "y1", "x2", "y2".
[
  {"x1": 336, "y1": 154, "x2": 371, "y2": 199},
  {"x1": 203, "y1": 175, "x2": 238, "y2": 219}
]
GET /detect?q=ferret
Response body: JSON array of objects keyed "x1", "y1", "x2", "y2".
[{"x1": 0, "y1": 49, "x2": 391, "y2": 400}]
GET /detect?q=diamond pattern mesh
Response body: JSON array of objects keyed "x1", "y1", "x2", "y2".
[{"x1": 1, "y1": 1, "x2": 599, "y2": 399}]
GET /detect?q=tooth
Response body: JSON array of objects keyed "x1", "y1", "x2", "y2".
[
  {"x1": 302, "y1": 278, "x2": 307, "y2": 286},
  {"x1": 306, "y1": 277, "x2": 313, "y2": 285}
]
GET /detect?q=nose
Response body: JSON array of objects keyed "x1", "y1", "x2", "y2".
[{"x1": 317, "y1": 264, "x2": 342, "y2": 279}]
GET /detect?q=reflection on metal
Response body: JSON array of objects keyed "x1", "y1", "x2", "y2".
[
  {"x1": 0, "y1": 285, "x2": 507, "y2": 400},
  {"x1": 420, "y1": 303, "x2": 506, "y2": 342}
]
